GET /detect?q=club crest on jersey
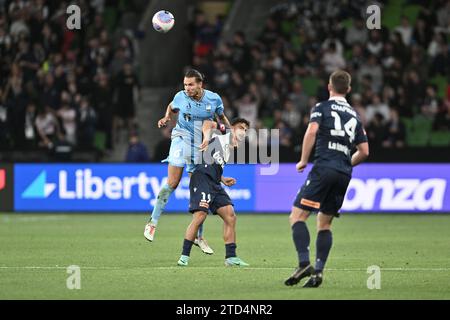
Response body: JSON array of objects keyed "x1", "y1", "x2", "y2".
[
  {"x1": 183, "y1": 113, "x2": 192, "y2": 121},
  {"x1": 206, "y1": 105, "x2": 212, "y2": 112}
]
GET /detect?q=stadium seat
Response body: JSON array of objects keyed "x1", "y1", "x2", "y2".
[
  {"x1": 429, "y1": 76, "x2": 448, "y2": 99},
  {"x1": 382, "y1": 0, "x2": 403, "y2": 30},
  {"x1": 429, "y1": 131, "x2": 450, "y2": 147},
  {"x1": 401, "y1": 117, "x2": 413, "y2": 133},
  {"x1": 407, "y1": 115, "x2": 433, "y2": 146},
  {"x1": 94, "y1": 131, "x2": 106, "y2": 151},
  {"x1": 301, "y1": 76, "x2": 320, "y2": 97},
  {"x1": 402, "y1": 5, "x2": 421, "y2": 25},
  {"x1": 103, "y1": 7, "x2": 118, "y2": 33},
  {"x1": 281, "y1": 20, "x2": 295, "y2": 36}
]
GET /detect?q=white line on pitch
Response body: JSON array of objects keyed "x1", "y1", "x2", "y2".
[{"x1": 1, "y1": 266, "x2": 449, "y2": 271}]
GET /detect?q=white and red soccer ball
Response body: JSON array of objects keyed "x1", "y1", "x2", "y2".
[{"x1": 152, "y1": 10, "x2": 175, "y2": 33}]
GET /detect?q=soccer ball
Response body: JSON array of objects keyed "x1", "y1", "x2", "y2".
[{"x1": 152, "y1": 10, "x2": 175, "y2": 33}]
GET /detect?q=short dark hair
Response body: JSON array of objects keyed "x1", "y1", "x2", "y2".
[
  {"x1": 184, "y1": 69, "x2": 204, "y2": 83},
  {"x1": 231, "y1": 117, "x2": 250, "y2": 128},
  {"x1": 330, "y1": 70, "x2": 351, "y2": 94}
]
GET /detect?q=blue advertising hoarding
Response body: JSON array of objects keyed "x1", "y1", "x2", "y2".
[
  {"x1": 255, "y1": 164, "x2": 450, "y2": 212},
  {"x1": 14, "y1": 164, "x2": 255, "y2": 212},
  {"x1": 13, "y1": 163, "x2": 450, "y2": 213}
]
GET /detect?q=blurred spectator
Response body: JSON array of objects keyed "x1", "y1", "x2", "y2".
[
  {"x1": 235, "y1": 93, "x2": 258, "y2": 127},
  {"x1": 357, "y1": 55, "x2": 383, "y2": 93},
  {"x1": 23, "y1": 101, "x2": 37, "y2": 149},
  {"x1": 153, "y1": 126, "x2": 171, "y2": 162},
  {"x1": 395, "y1": 16, "x2": 413, "y2": 46},
  {"x1": 289, "y1": 80, "x2": 309, "y2": 116},
  {"x1": 281, "y1": 99, "x2": 301, "y2": 129},
  {"x1": 113, "y1": 63, "x2": 141, "y2": 136},
  {"x1": 77, "y1": 97, "x2": 96, "y2": 149},
  {"x1": 351, "y1": 93, "x2": 367, "y2": 126},
  {"x1": 125, "y1": 132, "x2": 150, "y2": 163},
  {"x1": 434, "y1": 101, "x2": 450, "y2": 131},
  {"x1": 345, "y1": 18, "x2": 368, "y2": 45},
  {"x1": 57, "y1": 103, "x2": 77, "y2": 145},
  {"x1": 0, "y1": 88, "x2": 10, "y2": 148},
  {"x1": 382, "y1": 109, "x2": 406, "y2": 148},
  {"x1": 322, "y1": 41, "x2": 346, "y2": 73},
  {"x1": 35, "y1": 106, "x2": 62, "y2": 149},
  {"x1": 92, "y1": 72, "x2": 113, "y2": 151},
  {"x1": 366, "y1": 94, "x2": 390, "y2": 124},
  {"x1": 367, "y1": 113, "x2": 386, "y2": 148},
  {"x1": 421, "y1": 85, "x2": 440, "y2": 119},
  {"x1": 230, "y1": 31, "x2": 252, "y2": 74},
  {"x1": 366, "y1": 30, "x2": 384, "y2": 57}
]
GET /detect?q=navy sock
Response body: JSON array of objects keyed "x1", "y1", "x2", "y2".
[
  {"x1": 225, "y1": 243, "x2": 237, "y2": 259},
  {"x1": 182, "y1": 239, "x2": 194, "y2": 257},
  {"x1": 292, "y1": 221, "x2": 310, "y2": 267},
  {"x1": 315, "y1": 230, "x2": 333, "y2": 272}
]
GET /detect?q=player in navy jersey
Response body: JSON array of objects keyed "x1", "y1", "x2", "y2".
[
  {"x1": 284, "y1": 70, "x2": 369, "y2": 288},
  {"x1": 144, "y1": 69, "x2": 231, "y2": 255},
  {"x1": 177, "y1": 118, "x2": 250, "y2": 267}
]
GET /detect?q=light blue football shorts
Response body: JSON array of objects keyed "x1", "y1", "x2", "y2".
[{"x1": 162, "y1": 136, "x2": 197, "y2": 173}]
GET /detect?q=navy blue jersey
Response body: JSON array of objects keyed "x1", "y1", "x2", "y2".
[
  {"x1": 309, "y1": 96, "x2": 368, "y2": 176},
  {"x1": 194, "y1": 133, "x2": 232, "y2": 183}
]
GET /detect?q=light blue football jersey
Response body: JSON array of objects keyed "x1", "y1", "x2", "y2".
[{"x1": 170, "y1": 89, "x2": 224, "y2": 148}]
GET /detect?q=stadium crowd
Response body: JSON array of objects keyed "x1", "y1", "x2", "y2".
[
  {"x1": 189, "y1": 0, "x2": 449, "y2": 153},
  {"x1": 0, "y1": 0, "x2": 141, "y2": 154}
]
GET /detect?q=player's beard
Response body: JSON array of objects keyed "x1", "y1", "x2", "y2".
[{"x1": 191, "y1": 88, "x2": 203, "y2": 101}]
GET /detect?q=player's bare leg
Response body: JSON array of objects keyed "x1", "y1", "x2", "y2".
[
  {"x1": 285, "y1": 207, "x2": 315, "y2": 286},
  {"x1": 178, "y1": 211, "x2": 207, "y2": 266},
  {"x1": 303, "y1": 212, "x2": 334, "y2": 288},
  {"x1": 144, "y1": 165, "x2": 183, "y2": 242},
  {"x1": 216, "y1": 205, "x2": 249, "y2": 267}
]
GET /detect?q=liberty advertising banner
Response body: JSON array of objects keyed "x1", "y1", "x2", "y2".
[{"x1": 12, "y1": 163, "x2": 450, "y2": 213}]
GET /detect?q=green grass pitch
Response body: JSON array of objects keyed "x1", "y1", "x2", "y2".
[{"x1": 1, "y1": 213, "x2": 450, "y2": 299}]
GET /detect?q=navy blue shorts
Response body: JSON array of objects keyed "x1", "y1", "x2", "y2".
[
  {"x1": 189, "y1": 172, "x2": 233, "y2": 214},
  {"x1": 293, "y1": 166, "x2": 351, "y2": 217}
]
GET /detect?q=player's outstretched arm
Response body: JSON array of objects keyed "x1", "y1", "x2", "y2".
[
  {"x1": 200, "y1": 120, "x2": 217, "y2": 150},
  {"x1": 351, "y1": 142, "x2": 369, "y2": 167},
  {"x1": 296, "y1": 122, "x2": 319, "y2": 172},
  {"x1": 217, "y1": 113, "x2": 231, "y2": 129},
  {"x1": 157, "y1": 103, "x2": 177, "y2": 128}
]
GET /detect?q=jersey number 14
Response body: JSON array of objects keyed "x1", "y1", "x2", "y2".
[{"x1": 330, "y1": 111, "x2": 357, "y2": 143}]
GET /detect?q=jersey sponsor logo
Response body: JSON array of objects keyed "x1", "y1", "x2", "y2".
[
  {"x1": 311, "y1": 112, "x2": 321, "y2": 119},
  {"x1": 328, "y1": 141, "x2": 350, "y2": 156},
  {"x1": 213, "y1": 151, "x2": 225, "y2": 168},
  {"x1": 300, "y1": 198, "x2": 320, "y2": 209},
  {"x1": 344, "y1": 178, "x2": 447, "y2": 211}
]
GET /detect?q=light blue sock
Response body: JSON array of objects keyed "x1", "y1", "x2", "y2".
[
  {"x1": 197, "y1": 223, "x2": 204, "y2": 238},
  {"x1": 150, "y1": 184, "x2": 174, "y2": 224}
]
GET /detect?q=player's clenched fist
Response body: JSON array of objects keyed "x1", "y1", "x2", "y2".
[
  {"x1": 296, "y1": 161, "x2": 307, "y2": 173},
  {"x1": 221, "y1": 176, "x2": 236, "y2": 187},
  {"x1": 158, "y1": 116, "x2": 171, "y2": 128}
]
